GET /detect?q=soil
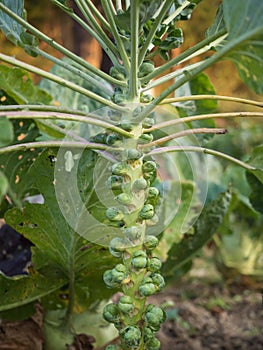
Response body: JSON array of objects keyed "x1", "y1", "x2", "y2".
[
  {"x1": 0, "y1": 277, "x2": 262, "y2": 350},
  {"x1": 0, "y1": 224, "x2": 262, "y2": 349}
]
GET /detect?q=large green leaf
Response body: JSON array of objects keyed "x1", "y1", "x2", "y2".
[
  {"x1": 162, "y1": 190, "x2": 232, "y2": 277},
  {"x1": 0, "y1": 0, "x2": 24, "y2": 45},
  {"x1": 0, "y1": 65, "x2": 52, "y2": 104},
  {"x1": 209, "y1": 0, "x2": 263, "y2": 94},
  {"x1": 1, "y1": 148, "x2": 117, "y2": 312}
]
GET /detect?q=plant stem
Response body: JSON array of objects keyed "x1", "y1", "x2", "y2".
[
  {"x1": 0, "y1": 141, "x2": 121, "y2": 155},
  {"x1": 101, "y1": 0, "x2": 130, "y2": 72},
  {"x1": 0, "y1": 53, "x2": 123, "y2": 111},
  {"x1": 145, "y1": 112, "x2": 263, "y2": 133},
  {"x1": 128, "y1": 0, "x2": 140, "y2": 101},
  {"x1": 160, "y1": 95, "x2": 263, "y2": 108},
  {"x1": 139, "y1": 127, "x2": 227, "y2": 148},
  {"x1": 138, "y1": 0, "x2": 174, "y2": 66},
  {"x1": 0, "y1": 2, "x2": 124, "y2": 86},
  {"x1": 147, "y1": 146, "x2": 256, "y2": 171},
  {"x1": 79, "y1": 0, "x2": 111, "y2": 31},
  {"x1": 0, "y1": 111, "x2": 133, "y2": 138},
  {"x1": 75, "y1": 0, "x2": 120, "y2": 63}
]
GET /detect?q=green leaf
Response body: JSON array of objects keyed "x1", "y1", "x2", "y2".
[
  {"x1": 0, "y1": 65, "x2": 52, "y2": 104},
  {"x1": 0, "y1": 272, "x2": 65, "y2": 312},
  {"x1": 162, "y1": 190, "x2": 232, "y2": 277},
  {"x1": 0, "y1": 116, "x2": 14, "y2": 146},
  {"x1": 209, "y1": 0, "x2": 263, "y2": 94},
  {"x1": 246, "y1": 145, "x2": 263, "y2": 213},
  {"x1": 0, "y1": 0, "x2": 24, "y2": 45},
  {"x1": 0, "y1": 119, "x2": 41, "y2": 215},
  {"x1": 246, "y1": 144, "x2": 263, "y2": 184},
  {"x1": 1, "y1": 149, "x2": 117, "y2": 312},
  {"x1": 0, "y1": 171, "x2": 8, "y2": 202}
]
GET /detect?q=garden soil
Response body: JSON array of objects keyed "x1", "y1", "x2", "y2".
[{"x1": 0, "y1": 278, "x2": 262, "y2": 350}]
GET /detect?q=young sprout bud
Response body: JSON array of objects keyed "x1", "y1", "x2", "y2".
[
  {"x1": 145, "y1": 337, "x2": 161, "y2": 350},
  {"x1": 103, "y1": 270, "x2": 120, "y2": 288},
  {"x1": 127, "y1": 149, "x2": 142, "y2": 160},
  {"x1": 118, "y1": 295, "x2": 134, "y2": 314},
  {"x1": 106, "y1": 175, "x2": 123, "y2": 190},
  {"x1": 120, "y1": 326, "x2": 141, "y2": 348},
  {"x1": 147, "y1": 257, "x2": 162, "y2": 272},
  {"x1": 143, "y1": 327, "x2": 155, "y2": 342},
  {"x1": 140, "y1": 94, "x2": 154, "y2": 103},
  {"x1": 110, "y1": 66, "x2": 126, "y2": 81},
  {"x1": 139, "y1": 281, "x2": 156, "y2": 297},
  {"x1": 112, "y1": 92, "x2": 126, "y2": 104},
  {"x1": 106, "y1": 207, "x2": 124, "y2": 221},
  {"x1": 142, "y1": 161, "x2": 157, "y2": 173},
  {"x1": 144, "y1": 235, "x2": 159, "y2": 251},
  {"x1": 109, "y1": 237, "x2": 127, "y2": 257},
  {"x1": 120, "y1": 121, "x2": 133, "y2": 131},
  {"x1": 131, "y1": 250, "x2": 148, "y2": 269},
  {"x1": 133, "y1": 178, "x2": 148, "y2": 191},
  {"x1": 90, "y1": 132, "x2": 107, "y2": 144},
  {"x1": 138, "y1": 133, "x2": 154, "y2": 144},
  {"x1": 145, "y1": 305, "x2": 166, "y2": 331},
  {"x1": 151, "y1": 273, "x2": 165, "y2": 291},
  {"x1": 142, "y1": 118, "x2": 155, "y2": 128},
  {"x1": 138, "y1": 62, "x2": 155, "y2": 78},
  {"x1": 124, "y1": 226, "x2": 142, "y2": 241},
  {"x1": 139, "y1": 204, "x2": 155, "y2": 220},
  {"x1": 111, "y1": 264, "x2": 129, "y2": 283},
  {"x1": 147, "y1": 187, "x2": 159, "y2": 198},
  {"x1": 111, "y1": 162, "x2": 129, "y2": 176},
  {"x1": 106, "y1": 133, "x2": 121, "y2": 146},
  {"x1": 103, "y1": 303, "x2": 121, "y2": 324},
  {"x1": 116, "y1": 193, "x2": 133, "y2": 205}
]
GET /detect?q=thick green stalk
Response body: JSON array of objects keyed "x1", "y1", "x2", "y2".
[{"x1": 128, "y1": 0, "x2": 140, "y2": 101}]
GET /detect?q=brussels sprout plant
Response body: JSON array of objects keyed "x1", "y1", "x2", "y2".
[{"x1": 0, "y1": 1, "x2": 263, "y2": 349}]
